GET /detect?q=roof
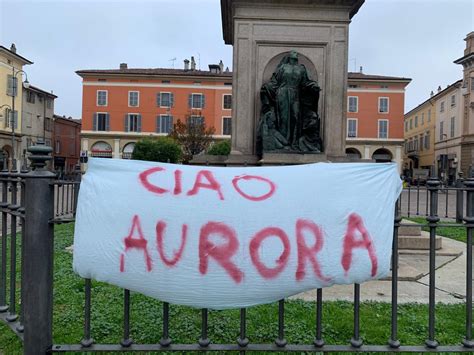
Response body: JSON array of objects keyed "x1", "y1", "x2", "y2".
[
  {"x1": 53, "y1": 114, "x2": 82, "y2": 126},
  {"x1": 25, "y1": 84, "x2": 57, "y2": 99},
  {"x1": 76, "y1": 67, "x2": 233, "y2": 79},
  {"x1": 454, "y1": 52, "x2": 474, "y2": 65},
  {"x1": 405, "y1": 79, "x2": 463, "y2": 116},
  {"x1": 348, "y1": 72, "x2": 412, "y2": 82},
  {"x1": 0, "y1": 45, "x2": 33, "y2": 65}
]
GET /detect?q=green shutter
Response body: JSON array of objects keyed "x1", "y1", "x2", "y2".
[
  {"x1": 157, "y1": 93, "x2": 161, "y2": 107},
  {"x1": 105, "y1": 114, "x2": 110, "y2": 131},
  {"x1": 137, "y1": 115, "x2": 142, "y2": 132},
  {"x1": 93, "y1": 113, "x2": 98, "y2": 131},
  {"x1": 124, "y1": 114, "x2": 129, "y2": 132}
]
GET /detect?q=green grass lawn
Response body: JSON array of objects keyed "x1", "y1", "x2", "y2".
[
  {"x1": 0, "y1": 223, "x2": 469, "y2": 354},
  {"x1": 406, "y1": 217, "x2": 467, "y2": 243}
]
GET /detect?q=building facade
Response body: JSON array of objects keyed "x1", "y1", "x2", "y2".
[
  {"x1": 345, "y1": 72, "x2": 411, "y2": 172},
  {"x1": 21, "y1": 84, "x2": 56, "y2": 162},
  {"x1": 454, "y1": 31, "x2": 474, "y2": 175},
  {"x1": 52, "y1": 115, "x2": 81, "y2": 174},
  {"x1": 77, "y1": 60, "x2": 232, "y2": 159},
  {"x1": 433, "y1": 80, "x2": 463, "y2": 184},
  {"x1": 0, "y1": 44, "x2": 32, "y2": 169}
]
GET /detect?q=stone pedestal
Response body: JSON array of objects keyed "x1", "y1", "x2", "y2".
[{"x1": 221, "y1": 0, "x2": 365, "y2": 165}]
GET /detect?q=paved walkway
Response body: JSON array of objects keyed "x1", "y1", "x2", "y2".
[{"x1": 293, "y1": 237, "x2": 471, "y2": 304}]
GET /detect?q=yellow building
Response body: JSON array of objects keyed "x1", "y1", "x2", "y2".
[
  {"x1": 403, "y1": 97, "x2": 436, "y2": 177},
  {"x1": 0, "y1": 44, "x2": 33, "y2": 169}
]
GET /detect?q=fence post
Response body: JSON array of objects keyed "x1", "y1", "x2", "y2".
[
  {"x1": 23, "y1": 144, "x2": 55, "y2": 354},
  {"x1": 456, "y1": 171, "x2": 464, "y2": 223}
]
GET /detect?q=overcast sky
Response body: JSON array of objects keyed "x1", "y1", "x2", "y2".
[{"x1": 0, "y1": 0, "x2": 472, "y2": 118}]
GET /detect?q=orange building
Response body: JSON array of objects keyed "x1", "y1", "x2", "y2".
[
  {"x1": 76, "y1": 59, "x2": 232, "y2": 159},
  {"x1": 345, "y1": 72, "x2": 411, "y2": 171}
]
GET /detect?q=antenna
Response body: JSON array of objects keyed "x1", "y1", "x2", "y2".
[
  {"x1": 350, "y1": 58, "x2": 357, "y2": 72},
  {"x1": 197, "y1": 53, "x2": 201, "y2": 70},
  {"x1": 169, "y1": 57, "x2": 177, "y2": 68}
]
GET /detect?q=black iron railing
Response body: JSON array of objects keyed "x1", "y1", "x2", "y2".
[{"x1": 0, "y1": 145, "x2": 472, "y2": 353}]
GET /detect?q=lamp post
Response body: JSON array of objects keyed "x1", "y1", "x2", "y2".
[{"x1": 10, "y1": 68, "x2": 29, "y2": 171}]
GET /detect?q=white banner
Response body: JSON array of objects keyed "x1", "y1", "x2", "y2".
[{"x1": 73, "y1": 158, "x2": 401, "y2": 310}]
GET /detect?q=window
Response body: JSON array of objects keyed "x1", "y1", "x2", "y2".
[
  {"x1": 189, "y1": 93, "x2": 205, "y2": 109},
  {"x1": 414, "y1": 115, "x2": 418, "y2": 127},
  {"x1": 381, "y1": 85, "x2": 389, "y2": 89},
  {"x1": 26, "y1": 91, "x2": 35, "y2": 103},
  {"x1": 425, "y1": 131, "x2": 430, "y2": 149},
  {"x1": 5, "y1": 109, "x2": 18, "y2": 129},
  {"x1": 379, "y1": 97, "x2": 389, "y2": 113},
  {"x1": 93, "y1": 113, "x2": 110, "y2": 131},
  {"x1": 451, "y1": 95, "x2": 456, "y2": 107},
  {"x1": 347, "y1": 119, "x2": 357, "y2": 138},
  {"x1": 450, "y1": 117, "x2": 455, "y2": 138},
  {"x1": 125, "y1": 114, "x2": 141, "y2": 132},
  {"x1": 55, "y1": 140, "x2": 60, "y2": 154},
  {"x1": 157, "y1": 92, "x2": 174, "y2": 107},
  {"x1": 404, "y1": 140, "x2": 408, "y2": 154},
  {"x1": 348, "y1": 96, "x2": 358, "y2": 113},
  {"x1": 6, "y1": 75, "x2": 17, "y2": 96},
  {"x1": 162, "y1": 80, "x2": 170, "y2": 84},
  {"x1": 97, "y1": 90, "x2": 107, "y2": 106},
  {"x1": 419, "y1": 136, "x2": 423, "y2": 151},
  {"x1": 188, "y1": 115, "x2": 204, "y2": 127},
  {"x1": 471, "y1": 78, "x2": 474, "y2": 91},
  {"x1": 46, "y1": 99, "x2": 53, "y2": 109},
  {"x1": 25, "y1": 112, "x2": 32, "y2": 128},
  {"x1": 378, "y1": 119, "x2": 388, "y2": 138},
  {"x1": 440, "y1": 101, "x2": 445, "y2": 112},
  {"x1": 223, "y1": 95, "x2": 232, "y2": 110},
  {"x1": 409, "y1": 119, "x2": 413, "y2": 129},
  {"x1": 222, "y1": 117, "x2": 232, "y2": 135},
  {"x1": 414, "y1": 135, "x2": 418, "y2": 151},
  {"x1": 349, "y1": 84, "x2": 358, "y2": 88},
  {"x1": 45, "y1": 117, "x2": 52, "y2": 132},
  {"x1": 428, "y1": 109, "x2": 431, "y2": 122},
  {"x1": 128, "y1": 91, "x2": 139, "y2": 107},
  {"x1": 157, "y1": 115, "x2": 173, "y2": 133},
  {"x1": 405, "y1": 121, "x2": 408, "y2": 132},
  {"x1": 421, "y1": 113, "x2": 424, "y2": 125},
  {"x1": 439, "y1": 121, "x2": 444, "y2": 140}
]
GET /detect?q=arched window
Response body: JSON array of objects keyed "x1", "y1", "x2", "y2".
[{"x1": 91, "y1": 141, "x2": 112, "y2": 158}]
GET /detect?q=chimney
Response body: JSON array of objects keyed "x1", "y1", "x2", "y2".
[
  {"x1": 359, "y1": 66, "x2": 363, "y2": 74},
  {"x1": 191, "y1": 56, "x2": 196, "y2": 71},
  {"x1": 437, "y1": 85, "x2": 442, "y2": 93},
  {"x1": 219, "y1": 60, "x2": 224, "y2": 73},
  {"x1": 10, "y1": 43, "x2": 16, "y2": 53},
  {"x1": 120, "y1": 63, "x2": 128, "y2": 70},
  {"x1": 184, "y1": 59, "x2": 190, "y2": 71}
]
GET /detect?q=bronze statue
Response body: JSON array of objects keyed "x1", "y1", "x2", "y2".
[{"x1": 257, "y1": 51, "x2": 322, "y2": 156}]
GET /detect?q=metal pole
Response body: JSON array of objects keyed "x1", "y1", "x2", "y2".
[
  {"x1": 456, "y1": 172, "x2": 464, "y2": 223},
  {"x1": 22, "y1": 143, "x2": 55, "y2": 354},
  {"x1": 11, "y1": 67, "x2": 16, "y2": 171}
]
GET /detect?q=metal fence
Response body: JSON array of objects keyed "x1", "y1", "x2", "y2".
[{"x1": 0, "y1": 144, "x2": 472, "y2": 353}]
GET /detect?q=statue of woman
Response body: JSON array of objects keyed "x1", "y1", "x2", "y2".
[{"x1": 257, "y1": 51, "x2": 322, "y2": 156}]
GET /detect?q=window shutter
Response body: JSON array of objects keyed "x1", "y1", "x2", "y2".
[
  {"x1": 170, "y1": 93, "x2": 174, "y2": 107},
  {"x1": 188, "y1": 94, "x2": 193, "y2": 108},
  {"x1": 201, "y1": 94, "x2": 206, "y2": 108},
  {"x1": 93, "y1": 113, "x2": 98, "y2": 131},
  {"x1": 156, "y1": 116, "x2": 160, "y2": 133},
  {"x1": 124, "y1": 114, "x2": 129, "y2": 132},
  {"x1": 14, "y1": 111, "x2": 18, "y2": 129},
  {"x1": 6, "y1": 75, "x2": 13, "y2": 96},
  {"x1": 105, "y1": 114, "x2": 110, "y2": 131},
  {"x1": 137, "y1": 115, "x2": 142, "y2": 132},
  {"x1": 157, "y1": 93, "x2": 161, "y2": 107}
]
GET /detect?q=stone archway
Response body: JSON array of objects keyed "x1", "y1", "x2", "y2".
[
  {"x1": 91, "y1": 141, "x2": 113, "y2": 158},
  {"x1": 346, "y1": 147, "x2": 361, "y2": 160},
  {"x1": 372, "y1": 148, "x2": 393, "y2": 163},
  {"x1": 122, "y1": 142, "x2": 136, "y2": 159}
]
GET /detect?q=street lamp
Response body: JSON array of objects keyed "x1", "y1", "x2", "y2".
[{"x1": 10, "y1": 68, "x2": 29, "y2": 171}]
